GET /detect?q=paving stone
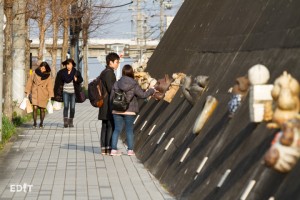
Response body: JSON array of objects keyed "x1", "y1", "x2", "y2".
[{"x1": 0, "y1": 102, "x2": 175, "y2": 200}]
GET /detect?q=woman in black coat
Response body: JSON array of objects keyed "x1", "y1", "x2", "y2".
[{"x1": 53, "y1": 59, "x2": 83, "y2": 128}]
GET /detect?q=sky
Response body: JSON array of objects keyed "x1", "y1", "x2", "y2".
[
  {"x1": 91, "y1": 0, "x2": 184, "y2": 40},
  {"x1": 28, "y1": 0, "x2": 184, "y2": 80},
  {"x1": 29, "y1": 0, "x2": 184, "y2": 41}
]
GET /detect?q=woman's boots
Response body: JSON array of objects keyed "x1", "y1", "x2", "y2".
[
  {"x1": 64, "y1": 117, "x2": 68, "y2": 128},
  {"x1": 64, "y1": 118, "x2": 74, "y2": 128},
  {"x1": 68, "y1": 118, "x2": 74, "y2": 128}
]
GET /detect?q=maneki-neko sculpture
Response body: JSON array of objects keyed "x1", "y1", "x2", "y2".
[
  {"x1": 248, "y1": 64, "x2": 273, "y2": 122},
  {"x1": 153, "y1": 74, "x2": 173, "y2": 100},
  {"x1": 267, "y1": 71, "x2": 300, "y2": 129},
  {"x1": 193, "y1": 95, "x2": 218, "y2": 134},
  {"x1": 264, "y1": 118, "x2": 300, "y2": 173},
  {"x1": 134, "y1": 71, "x2": 157, "y2": 91},
  {"x1": 163, "y1": 73, "x2": 186, "y2": 103},
  {"x1": 228, "y1": 76, "x2": 250, "y2": 117},
  {"x1": 182, "y1": 75, "x2": 209, "y2": 105},
  {"x1": 132, "y1": 54, "x2": 149, "y2": 72}
]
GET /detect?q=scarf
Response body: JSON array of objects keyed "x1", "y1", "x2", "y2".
[
  {"x1": 62, "y1": 68, "x2": 76, "y2": 83},
  {"x1": 35, "y1": 68, "x2": 50, "y2": 80}
]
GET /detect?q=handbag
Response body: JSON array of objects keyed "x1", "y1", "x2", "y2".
[
  {"x1": 46, "y1": 100, "x2": 53, "y2": 114},
  {"x1": 77, "y1": 91, "x2": 86, "y2": 103},
  {"x1": 19, "y1": 97, "x2": 27, "y2": 110},
  {"x1": 53, "y1": 101, "x2": 62, "y2": 110},
  {"x1": 112, "y1": 90, "x2": 130, "y2": 112},
  {"x1": 26, "y1": 99, "x2": 33, "y2": 113}
]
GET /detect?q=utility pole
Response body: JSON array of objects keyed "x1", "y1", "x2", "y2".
[
  {"x1": 70, "y1": 1, "x2": 83, "y2": 73},
  {"x1": 160, "y1": 0, "x2": 164, "y2": 39},
  {"x1": 136, "y1": 0, "x2": 141, "y2": 59},
  {"x1": 136, "y1": 0, "x2": 142, "y2": 45},
  {"x1": 0, "y1": 2, "x2": 4, "y2": 142},
  {"x1": 159, "y1": 0, "x2": 172, "y2": 39},
  {"x1": 136, "y1": 0, "x2": 146, "y2": 59}
]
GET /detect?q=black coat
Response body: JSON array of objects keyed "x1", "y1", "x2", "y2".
[
  {"x1": 98, "y1": 67, "x2": 116, "y2": 120},
  {"x1": 52, "y1": 68, "x2": 83, "y2": 102}
]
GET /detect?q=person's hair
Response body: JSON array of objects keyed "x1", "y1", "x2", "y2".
[
  {"x1": 122, "y1": 64, "x2": 134, "y2": 79},
  {"x1": 39, "y1": 61, "x2": 51, "y2": 73},
  {"x1": 106, "y1": 52, "x2": 120, "y2": 66},
  {"x1": 62, "y1": 58, "x2": 76, "y2": 68}
]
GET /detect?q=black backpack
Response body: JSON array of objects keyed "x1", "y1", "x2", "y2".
[
  {"x1": 88, "y1": 76, "x2": 107, "y2": 107},
  {"x1": 111, "y1": 89, "x2": 130, "y2": 112}
]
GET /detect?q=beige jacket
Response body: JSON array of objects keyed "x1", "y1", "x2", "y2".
[{"x1": 25, "y1": 72, "x2": 54, "y2": 108}]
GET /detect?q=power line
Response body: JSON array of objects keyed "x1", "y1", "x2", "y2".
[{"x1": 95, "y1": 1, "x2": 133, "y2": 9}]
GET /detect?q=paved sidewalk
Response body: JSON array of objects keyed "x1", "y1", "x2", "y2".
[{"x1": 0, "y1": 101, "x2": 175, "y2": 200}]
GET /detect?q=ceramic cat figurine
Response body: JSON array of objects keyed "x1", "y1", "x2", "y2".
[
  {"x1": 264, "y1": 118, "x2": 300, "y2": 173},
  {"x1": 182, "y1": 75, "x2": 209, "y2": 105},
  {"x1": 228, "y1": 76, "x2": 250, "y2": 117},
  {"x1": 153, "y1": 74, "x2": 173, "y2": 100},
  {"x1": 164, "y1": 73, "x2": 186, "y2": 103},
  {"x1": 267, "y1": 71, "x2": 300, "y2": 129},
  {"x1": 193, "y1": 96, "x2": 218, "y2": 134}
]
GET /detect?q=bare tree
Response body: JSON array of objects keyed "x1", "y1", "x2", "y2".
[
  {"x1": 60, "y1": 0, "x2": 77, "y2": 63},
  {"x1": 80, "y1": 0, "x2": 112, "y2": 88},
  {"x1": 25, "y1": 10, "x2": 31, "y2": 81},
  {"x1": 26, "y1": 0, "x2": 52, "y2": 63},
  {"x1": 3, "y1": 0, "x2": 14, "y2": 119},
  {"x1": 49, "y1": 0, "x2": 61, "y2": 77}
]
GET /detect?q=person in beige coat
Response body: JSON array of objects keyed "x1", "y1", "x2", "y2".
[{"x1": 25, "y1": 62, "x2": 54, "y2": 128}]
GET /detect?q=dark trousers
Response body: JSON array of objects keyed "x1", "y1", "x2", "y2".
[{"x1": 101, "y1": 119, "x2": 114, "y2": 150}]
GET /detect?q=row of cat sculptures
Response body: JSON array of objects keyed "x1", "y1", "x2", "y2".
[
  {"x1": 133, "y1": 69, "x2": 210, "y2": 104},
  {"x1": 133, "y1": 66, "x2": 215, "y2": 135},
  {"x1": 227, "y1": 64, "x2": 300, "y2": 173},
  {"x1": 133, "y1": 61, "x2": 300, "y2": 173}
]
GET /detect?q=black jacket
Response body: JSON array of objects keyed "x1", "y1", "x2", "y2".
[
  {"x1": 52, "y1": 68, "x2": 83, "y2": 102},
  {"x1": 111, "y1": 76, "x2": 155, "y2": 113},
  {"x1": 98, "y1": 67, "x2": 116, "y2": 120}
]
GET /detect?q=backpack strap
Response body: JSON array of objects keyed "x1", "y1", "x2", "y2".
[{"x1": 96, "y1": 80, "x2": 107, "y2": 99}]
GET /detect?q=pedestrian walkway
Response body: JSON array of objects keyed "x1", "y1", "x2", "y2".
[{"x1": 0, "y1": 101, "x2": 175, "y2": 200}]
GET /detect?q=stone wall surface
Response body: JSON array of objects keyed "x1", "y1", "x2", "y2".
[{"x1": 127, "y1": 0, "x2": 300, "y2": 199}]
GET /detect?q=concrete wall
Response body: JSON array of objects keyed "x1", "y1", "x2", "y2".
[{"x1": 129, "y1": 0, "x2": 300, "y2": 199}]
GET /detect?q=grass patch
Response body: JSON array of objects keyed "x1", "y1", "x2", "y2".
[
  {"x1": 0, "y1": 112, "x2": 33, "y2": 149},
  {"x1": 1, "y1": 116, "x2": 16, "y2": 148},
  {"x1": 12, "y1": 112, "x2": 33, "y2": 126}
]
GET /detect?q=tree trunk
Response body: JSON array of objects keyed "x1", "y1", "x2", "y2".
[
  {"x1": 25, "y1": 33, "x2": 31, "y2": 82},
  {"x1": 83, "y1": 44, "x2": 88, "y2": 88},
  {"x1": 3, "y1": 0, "x2": 14, "y2": 119},
  {"x1": 12, "y1": 0, "x2": 26, "y2": 108},
  {"x1": 37, "y1": 1, "x2": 46, "y2": 63},
  {"x1": 61, "y1": 17, "x2": 69, "y2": 64},
  {"x1": 0, "y1": 0, "x2": 5, "y2": 141},
  {"x1": 51, "y1": 19, "x2": 59, "y2": 77},
  {"x1": 50, "y1": 0, "x2": 63, "y2": 77}
]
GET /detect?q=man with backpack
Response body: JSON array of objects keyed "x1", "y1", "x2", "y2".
[{"x1": 98, "y1": 52, "x2": 120, "y2": 155}]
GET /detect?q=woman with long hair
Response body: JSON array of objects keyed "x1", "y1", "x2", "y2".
[
  {"x1": 110, "y1": 64, "x2": 155, "y2": 156},
  {"x1": 25, "y1": 62, "x2": 54, "y2": 128}
]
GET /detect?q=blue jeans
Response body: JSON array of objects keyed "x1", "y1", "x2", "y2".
[
  {"x1": 111, "y1": 114, "x2": 135, "y2": 150},
  {"x1": 63, "y1": 92, "x2": 76, "y2": 118}
]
